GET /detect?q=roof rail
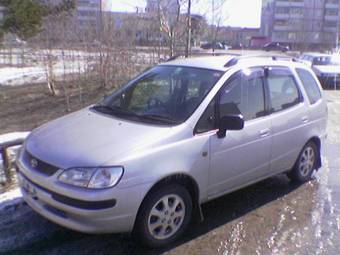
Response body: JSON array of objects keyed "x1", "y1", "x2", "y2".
[
  {"x1": 165, "y1": 52, "x2": 241, "y2": 62},
  {"x1": 224, "y1": 55, "x2": 298, "y2": 67}
]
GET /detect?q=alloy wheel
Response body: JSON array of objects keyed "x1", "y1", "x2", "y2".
[
  {"x1": 299, "y1": 146, "x2": 315, "y2": 177},
  {"x1": 147, "y1": 194, "x2": 186, "y2": 240}
]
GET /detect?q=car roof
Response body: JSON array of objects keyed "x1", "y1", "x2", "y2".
[
  {"x1": 160, "y1": 55, "x2": 236, "y2": 71},
  {"x1": 160, "y1": 55, "x2": 306, "y2": 72},
  {"x1": 302, "y1": 52, "x2": 331, "y2": 57}
]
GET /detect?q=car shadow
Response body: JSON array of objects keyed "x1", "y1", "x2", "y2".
[{"x1": 126, "y1": 174, "x2": 303, "y2": 255}]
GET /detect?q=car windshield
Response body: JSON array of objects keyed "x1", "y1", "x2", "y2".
[{"x1": 95, "y1": 66, "x2": 223, "y2": 125}]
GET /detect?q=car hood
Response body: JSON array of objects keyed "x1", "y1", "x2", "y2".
[
  {"x1": 26, "y1": 108, "x2": 177, "y2": 169},
  {"x1": 313, "y1": 65, "x2": 340, "y2": 74}
]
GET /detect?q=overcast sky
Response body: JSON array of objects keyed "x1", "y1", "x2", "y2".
[{"x1": 110, "y1": 0, "x2": 262, "y2": 28}]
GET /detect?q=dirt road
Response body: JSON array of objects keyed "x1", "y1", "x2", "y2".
[{"x1": 1, "y1": 91, "x2": 340, "y2": 255}]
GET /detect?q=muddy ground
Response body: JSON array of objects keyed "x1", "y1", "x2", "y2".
[
  {"x1": 0, "y1": 90, "x2": 340, "y2": 255},
  {"x1": 0, "y1": 81, "x2": 111, "y2": 135}
]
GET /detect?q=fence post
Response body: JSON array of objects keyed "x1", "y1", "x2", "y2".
[
  {"x1": 3, "y1": 147, "x2": 11, "y2": 181},
  {"x1": 0, "y1": 135, "x2": 28, "y2": 183},
  {"x1": 0, "y1": 147, "x2": 11, "y2": 182}
]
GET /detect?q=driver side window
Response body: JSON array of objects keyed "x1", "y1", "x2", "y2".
[
  {"x1": 219, "y1": 70, "x2": 266, "y2": 121},
  {"x1": 195, "y1": 69, "x2": 266, "y2": 134}
]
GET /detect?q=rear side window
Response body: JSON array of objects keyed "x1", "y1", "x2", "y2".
[
  {"x1": 296, "y1": 68, "x2": 322, "y2": 104},
  {"x1": 266, "y1": 68, "x2": 301, "y2": 112}
]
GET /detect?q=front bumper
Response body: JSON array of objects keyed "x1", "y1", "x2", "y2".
[{"x1": 16, "y1": 155, "x2": 149, "y2": 234}]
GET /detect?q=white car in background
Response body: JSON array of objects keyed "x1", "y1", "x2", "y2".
[{"x1": 300, "y1": 53, "x2": 340, "y2": 88}]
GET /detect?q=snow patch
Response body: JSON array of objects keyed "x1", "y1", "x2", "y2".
[
  {"x1": 0, "y1": 132, "x2": 30, "y2": 144},
  {"x1": 0, "y1": 188, "x2": 23, "y2": 211},
  {"x1": 0, "y1": 60, "x2": 90, "y2": 86}
]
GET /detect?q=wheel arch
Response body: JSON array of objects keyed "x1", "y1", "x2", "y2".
[{"x1": 308, "y1": 136, "x2": 322, "y2": 169}]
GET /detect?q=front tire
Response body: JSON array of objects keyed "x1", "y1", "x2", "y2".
[
  {"x1": 288, "y1": 141, "x2": 318, "y2": 183},
  {"x1": 133, "y1": 184, "x2": 193, "y2": 248}
]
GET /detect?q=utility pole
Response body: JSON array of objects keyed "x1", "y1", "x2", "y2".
[
  {"x1": 212, "y1": 0, "x2": 216, "y2": 52},
  {"x1": 99, "y1": 0, "x2": 104, "y2": 43},
  {"x1": 99, "y1": 0, "x2": 104, "y2": 87},
  {"x1": 185, "y1": 0, "x2": 192, "y2": 57},
  {"x1": 336, "y1": 16, "x2": 339, "y2": 52},
  {"x1": 212, "y1": 0, "x2": 215, "y2": 27}
]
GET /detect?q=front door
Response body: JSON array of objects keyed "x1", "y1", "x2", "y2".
[{"x1": 208, "y1": 68, "x2": 272, "y2": 198}]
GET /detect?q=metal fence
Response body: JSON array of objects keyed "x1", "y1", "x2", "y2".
[{"x1": 0, "y1": 133, "x2": 29, "y2": 184}]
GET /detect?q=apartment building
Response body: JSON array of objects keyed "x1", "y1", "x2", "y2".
[
  {"x1": 263, "y1": 0, "x2": 340, "y2": 50},
  {"x1": 76, "y1": 0, "x2": 101, "y2": 30},
  {"x1": 146, "y1": 0, "x2": 179, "y2": 13}
]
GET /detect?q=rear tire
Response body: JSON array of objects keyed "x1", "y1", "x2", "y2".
[
  {"x1": 133, "y1": 184, "x2": 192, "y2": 248},
  {"x1": 288, "y1": 141, "x2": 318, "y2": 183}
]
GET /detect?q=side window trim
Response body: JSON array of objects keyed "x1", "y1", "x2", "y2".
[
  {"x1": 193, "y1": 96, "x2": 218, "y2": 135},
  {"x1": 264, "y1": 66, "x2": 304, "y2": 114}
]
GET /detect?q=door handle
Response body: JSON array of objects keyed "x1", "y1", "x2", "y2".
[
  {"x1": 260, "y1": 129, "x2": 270, "y2": 138},
  {"x1": 302, "y1": 116, "x2": 309, "y2": 123}
]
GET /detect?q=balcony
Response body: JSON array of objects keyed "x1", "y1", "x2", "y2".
[
  {"x1": 325, "y1": 15, "x2": 339, "y2": 21},
  {"x1": 275, "y1": 13, "x2": 290, "y2": 19},
  {"x1": 276, "y1": 1, "x2": 304, "y2": 7},
  {"x1": 290, "y1": 1, "x2": 305, "y2": 7},
  {"x1": 289, "y1": 13, "x2": 304, "y2": 18},
  {"x1": 273, "y1": 25, "x2": 290, "y2": 31},
  {"x1": 324, "y1": 26, "x2": 337, "y2": 32},
  {"x1": 325, "y1": 3, "x2": 339, "y2": 9}
]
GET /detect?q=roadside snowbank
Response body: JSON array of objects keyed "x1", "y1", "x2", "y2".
[{"x1": 0, "y1": 132, "x2": 30, "y2": 145}]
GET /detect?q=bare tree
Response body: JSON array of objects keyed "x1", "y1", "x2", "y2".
[
  {"x1": 157, "y1": 0, "x2": 181, "y2": 57},
  {"x1": 211, "y1": 0, "x2": 229, "y2": 52}
]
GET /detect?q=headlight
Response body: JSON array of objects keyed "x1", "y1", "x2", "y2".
[{"x1": 58, "y1": 167, "x2": 124, "y2": 189}]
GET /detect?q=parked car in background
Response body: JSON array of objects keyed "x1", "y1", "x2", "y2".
[
  {"x1": 263, "y1": 42, "x2": 290, "y2": 52},
  {"x1": 231, "y1": 43, "x2": 244, "y2": 50},
  {"x1": 17, "y1": 55, "x2": 327, "y2": 247},
  {"x1": 300, "y1": 53, "x2": 340, "y2": 88},
  {"x1": 201, "y1": 42, "x2": 227, "y2": 50}
]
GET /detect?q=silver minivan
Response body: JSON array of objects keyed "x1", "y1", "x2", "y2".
[{"x1": 16, "y1": 55, "x2": 327, "y2": 247}]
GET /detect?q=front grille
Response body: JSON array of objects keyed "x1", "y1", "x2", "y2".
[{"x1": 23, "y1": 150, "x2": 60, "y2": 176}]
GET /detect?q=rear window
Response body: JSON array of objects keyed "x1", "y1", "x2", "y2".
[{"x1": 296, "y1": 68, "x2": 322, "y2": 104}]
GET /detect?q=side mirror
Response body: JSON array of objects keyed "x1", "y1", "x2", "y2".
[{"x1": 217, "y1": 114, "x2": 244, "y2": 138}]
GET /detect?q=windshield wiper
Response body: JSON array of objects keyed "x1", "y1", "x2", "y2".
[
  {"x1": 91, "y1": 104, "x2": 116, "y2": 114},
  {"x1": 139, "y1": 114, "x2": 180, "y2": 125},
  {"x1": 92, "y1": 105, "x2": 179, "y2": 125}
]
